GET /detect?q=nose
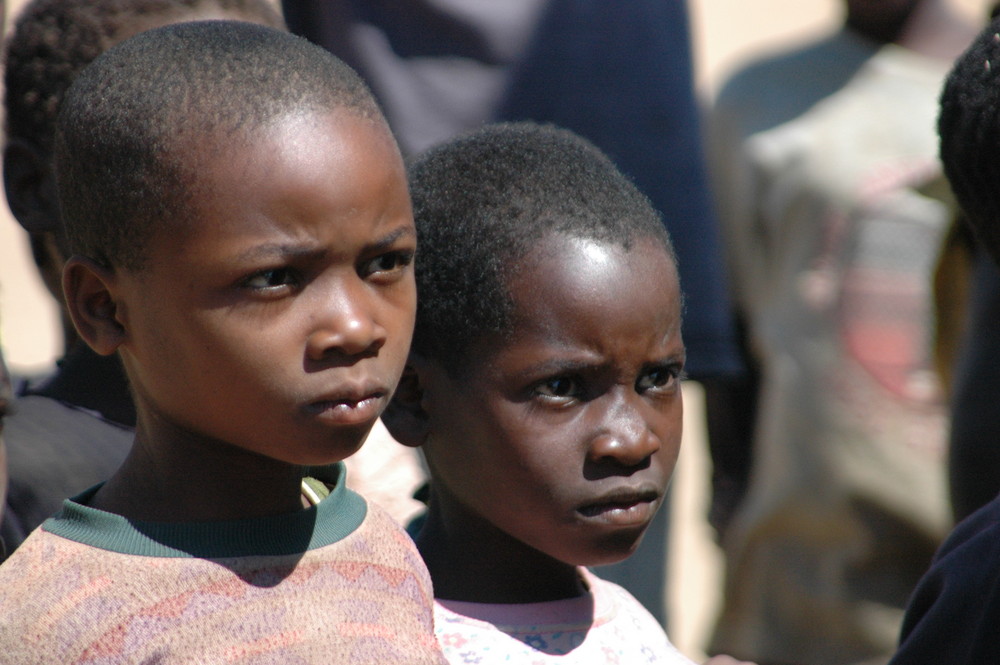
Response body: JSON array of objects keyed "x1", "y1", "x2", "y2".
[
  {"x1": 306, "y1": 280, "x2": 387, "y2": 360},
  {"x1": 587, "y1": 391, "x2": 662, "y2": 468}
]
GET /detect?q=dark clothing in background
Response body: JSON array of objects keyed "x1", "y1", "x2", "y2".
[
  {"x1": 1, "y1": 347, "x2": 133, "y2": 557},
  {"x1": 890, "y1": 492, "x2": 1000, "y2": 665},
  {"x1": 948, "y1": 254, "x2": 1000, "y2": 521}
]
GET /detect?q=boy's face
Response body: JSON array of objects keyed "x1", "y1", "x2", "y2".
[
  {"x1": 113, "y1": 110, "x2": 416, "y2": 465},
  {"x1": 420, "y1": 235, "x2": 684, "y2": 567}
]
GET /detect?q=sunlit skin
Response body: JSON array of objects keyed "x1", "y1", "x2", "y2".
[
  {"x1": 63, "y1": 110, "x2": 416, "y2": 522},
  {"x1": 412, "y1": 235, "x2": 685, "y2": 603}
]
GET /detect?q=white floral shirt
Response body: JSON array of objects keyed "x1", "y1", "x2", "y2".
[{"x1": 433, "y1": 568, "x2": 694, "y2": 664}]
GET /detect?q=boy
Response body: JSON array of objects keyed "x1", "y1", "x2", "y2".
[
  {"x1": 889, "y1": 15, "x2": 1000, "y2": 664},
  {"x1": 0, "y1": 20, "x2": 445, "y2": 664},
  {"x1": 0, "y1": 0, "x2": 284, "y2": 554},
  {"x1": 383, "y1": 122, "x2": 744, "y2": 664},
  {"x1": 1, "y1": 0, "x2": 425, "y2": 556}
]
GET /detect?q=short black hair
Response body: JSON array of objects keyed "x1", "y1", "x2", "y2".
[
  {"x1": 939, "y1": 17, "x2": 1000, "y2": 265},
  {"x1": 54, "y1": 20, "x2": 384, "y2": 271},
  {"x1": 4, "y1": 0, "x2": 285, "y2": 160},
  {"x1": 408, "y1": 121, "x2": 677, "y2": 372}
]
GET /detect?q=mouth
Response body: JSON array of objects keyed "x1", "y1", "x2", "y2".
[
  {"x1": 577, "y1": 487, "x2": 662, "y2": 527},
  {"x1": 304, "y1": 385, "x2": 388, "y2": 426}
]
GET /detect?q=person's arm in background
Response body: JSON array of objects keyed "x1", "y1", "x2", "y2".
[{"x1": 700, "y1": 64, "x2": 774, "y2": 541}]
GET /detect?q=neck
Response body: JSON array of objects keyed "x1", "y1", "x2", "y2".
[
  {"x1": 90, "y1": 411, "x2": 306, "y2": 522},
  {"x1": 415, "y1": 488, "x2": 586, "y2": 604}
]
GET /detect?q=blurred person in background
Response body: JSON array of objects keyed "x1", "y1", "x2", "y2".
[{"x1": 706, "y1": 0, "x2": 977, "y2": 663}]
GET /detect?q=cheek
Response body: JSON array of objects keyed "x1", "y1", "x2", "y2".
[
  {"x1": 164, "y1": 313, "x2": 289, "y2": 393},
  {"x1": 500, "y1": 424, "x2": 582, "y2": 499},
  {"x1": 383, "y1": 281, "x2": 417, "y2": 337},
  {"x1": 654, "y1": 398, "x2": 684, "y2": 463},
  {"x1": 427, "y1": 411, "x2": 524, "y2": 494}
]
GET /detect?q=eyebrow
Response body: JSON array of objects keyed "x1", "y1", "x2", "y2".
[
  {"x1": 507, "y1": 349, "x2": 685, "y2": 382},
  {"x1": 232, "y1": 226, "x2": 416, "y2": 264},
  {"x1": 367, "y1": 225, "x2": 416, "y2": 253},
  {"x1": 232, "y1": 243, "x2": 325, "y2": 264},
  {"x1": 515, "y1": 357, "x2": 600, "y2": 377}
]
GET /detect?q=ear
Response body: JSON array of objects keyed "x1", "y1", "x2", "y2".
[
  {"x1": 62, "y1": 256, "x2": 126, "y2": 356},
  {"x1": 382, "y1": 361, "x2": 430, "y2": 447},
  {"x1": 3, "y1": 138, "x2": 60, "y2": 234}
]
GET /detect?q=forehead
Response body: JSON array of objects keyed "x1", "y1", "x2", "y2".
[
  {"x1": 482, "y1": 234, "x2": 682, "y2": 358},
  {"x1": 512, "y1": 233, "x2": 678, "y2": 311},
  {"x1": 150, "y1": 109, "x2": 404, "y2": 251}
]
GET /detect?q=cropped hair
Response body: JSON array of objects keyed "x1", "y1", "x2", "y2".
[
  {"x1": 408, "y1": 121, "x2": 676, "y2": 372},
  {"x1": 54, "y1": 20, "x2": 384, "y2": 271},
  {"x1": 4, "y1": 0, "x2": 285, "y2": 160},
  {"x1": 939, "y1": 16, "x2": 1000, "y2": 265}
]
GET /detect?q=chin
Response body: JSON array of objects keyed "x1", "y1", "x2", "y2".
[
  {"x1": 285, "y1": 433, "x2": 371, "y2": 468},
  {"x1": 574, "y1": 532, "x2": 647, "y2": 568}
]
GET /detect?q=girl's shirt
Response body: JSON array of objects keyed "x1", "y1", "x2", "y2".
[{"x1": 433, "y1": 567, "x2": 695, "y2": 664}]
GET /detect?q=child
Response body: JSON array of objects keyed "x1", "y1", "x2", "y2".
[
  {"x1": 0, "y1": 0, "x2": 425, "y2": 558},
  {"x1": 0, "y1": 0, "x2": 284, "y2": 554},
  {"x1": 383, "y1": 122, "x2": 745, "y2": 664},
  {"x1": 889, "y1": 14, "x2": 1000, "y2": 665},
  {"x1": 0, "y1": 20, "x2": 445, "y2": 664}
]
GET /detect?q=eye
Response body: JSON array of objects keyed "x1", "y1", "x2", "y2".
[
  {"x1": 636, "y1": 365, "x2": 683, "y2": 394},
  {"x1": 360, "y1": 250, "x2": 414, "y2": 279},
  {"x1": 242, "y1": 267, "x2": 297, "y2": 291},
  {"x1": 533, "y1": 376, "x2": 582, "y2": 403}
]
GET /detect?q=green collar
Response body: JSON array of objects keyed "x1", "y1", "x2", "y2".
[{"x1": 43, "y1": 462, "x2": 366, "y2": 558}]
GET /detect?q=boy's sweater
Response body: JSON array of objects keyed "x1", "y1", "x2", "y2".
[{"x1": 0, "y1": 464, "x2": 445, "y2": 664}]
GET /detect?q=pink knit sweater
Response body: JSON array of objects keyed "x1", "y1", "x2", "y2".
[{"x1": 0, "y1": 467, "x2": 445, "y2": 664}]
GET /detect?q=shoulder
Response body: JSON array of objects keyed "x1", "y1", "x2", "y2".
[
  {"x1": 891, "y1": 495, "x2": 1000, "y2": 664},
  {"x1": 348, "y1": 495, "x2": 426, "y2": 563},
  {"x1": 584, "y1": 570, "x2": 695, "y2": 663},
  {"x1": 0, "y1": 527, "x2": 129, "y2": 653},
  {"x1": 936, "y1": 493, "x2": 1000, "y2": 561},
  {"x1": 717, "y1": 30, "x2": 863, "y2": 102},
  {"x1": 2, "y1": 394, "x2": 131, "y2": 485},
  {"x1": 713, "y1": 30, "x2": 877, "y2": 139},
  {"x1": 321, "y1": 495, "x2": 437, "y2": 601},
  {"x1": 3, "y1": 393, "x2": 132, "y2": 459},
  {"x1": 1, "y1": 400, "x2": 132, "y2": 555}
]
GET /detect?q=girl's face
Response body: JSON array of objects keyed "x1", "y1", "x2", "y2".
[{"x1": 419, "y1": 234, "x2": 685, "y2": 572}]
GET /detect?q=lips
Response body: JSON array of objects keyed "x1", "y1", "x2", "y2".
[
  {"x1": 304, "y1": 383, "x2": 388, "y2": 426},
  {"x1": 577, "y1": 486, "x2": 661, "y2": 527}
]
